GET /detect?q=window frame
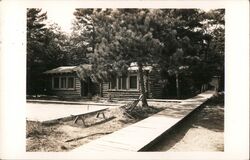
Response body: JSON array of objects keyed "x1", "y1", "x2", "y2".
[
  {"x1": 108, "y1": 76, "x2": 117, "y2": 90},
  {"x1": 53, "y1": 77, "x2": 60, "y2": 89},
  {"x1": 60, "y1": 77, "x2": 67, "y2": 89},
  {"x1": 128, "y1": 74, "x2": 138, "y2": 90},
  {"x1": 67, "y1": 77, "x2": 75, "y2": 89},
  {"x1": 52, "y1": 76, "x2": 75, "y2": 90},
  {"x1": 117, "y1": 76, "x2": 127, "y2": 90},
  {"x1": 108, "y1": 73, "x2": 139, "y2": 91}
]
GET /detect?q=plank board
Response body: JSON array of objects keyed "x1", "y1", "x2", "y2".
[{"x1": 71, "y1": 91, "x2": 214, "y2": 152}]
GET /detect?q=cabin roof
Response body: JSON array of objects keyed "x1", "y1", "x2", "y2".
[
  {"x1": 43, "y1": 64, "x2": 94, "y2": 75},
  {"x1": 43, "y1": 66, "x2": 77, "y2": 74},
  {"x1": 44, "y1": 63, "x2": 153, "y2": 75},
  {"x1": 127, "y1": 62, "x2": 153, "y2": 72},
  {"x1": 76, "y1": 64, "x2": 92, "y2": 70},
  {"x1": 128, "y1": 66, "x2": 153, "y2": 71}
]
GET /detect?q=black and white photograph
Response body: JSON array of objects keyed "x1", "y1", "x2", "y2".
[
  {"x1": 26, "y1": 7, "x2": 225, "y2": 152},
  {"x1": 0, "y1": 0, "x2": 249, "y2": 159}
]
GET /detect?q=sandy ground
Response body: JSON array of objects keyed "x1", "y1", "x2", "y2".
[
  {"x1": 149, "y1": 95, "x2": 224, "y2": 152},
  {"x1": 26, "y1": 95, "x2": 224, "y2": 152},
  {"x1": 26, "y1": 102, "x2": 169, "y2": 152}
]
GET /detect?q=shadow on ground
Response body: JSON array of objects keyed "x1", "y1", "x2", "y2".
[{"x1": 147, "y1": 94, "x2": 224, "y2": 151}]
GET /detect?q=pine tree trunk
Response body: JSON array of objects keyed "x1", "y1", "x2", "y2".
[
  {"x1": 87, "y1": 77, "x2": 91, "y2": 98},
  {"x1": 138, "y1": 63, "x2": 148, "y2": 107},
  {"x1": 92, "y1": 24, "x2": 95, "y2": 54},
  {"x1": 99, "y1": 82, "x2": 103, "y2": 97},
  {"x1": 176, "y1": 71, "x2": 180, "y2": 99}
]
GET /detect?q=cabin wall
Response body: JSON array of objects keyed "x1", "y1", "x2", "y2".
[
  {"x1": 101, "y1": 72, "x2": 141, "y2": 99},
  {"x1": 102, "y1": 70, "x2": 162, "y2": 99},
  {"x1": 102, "y1": 82, "x2": 141, "y2": 99},
  {"x1": 45, "y1": 70, "x2": 163, "y2": 99},
  {"x1": 47, "y1": 73, "x2": 81, "y2": 97}
]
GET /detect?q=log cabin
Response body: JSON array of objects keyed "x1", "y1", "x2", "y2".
[{"x1": 43, "y1": 63, "x2": 163, "y2": 99}]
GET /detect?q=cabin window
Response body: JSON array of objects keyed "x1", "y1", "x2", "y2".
[
  {"x1": 109, "y1": 76, "x2": 116, "y2": 89},
  {"x1": 122, "y1": 77, "x2": 127, "y2": 89},
  {"x1": 68, "y1": 77, "x2": 74, "y2": 88},
  {"x1": 53, "y1": 77, "x2": 59, "y2": 88},
  {"x1": 108, "y1": 74, "x2": 138, "y2": 90},
  {"x1": 52, "y1": 77, "x2": 75, "y2": 90},
  {"x1": 118, "y1": 76, "x2": 127, "y2": 90},
  {"x1": 129, "y1": 75, "x2": 137, "y2": 89},
  {"x1": 61, "y1": 77, "x2": 67, "y2": 88}
]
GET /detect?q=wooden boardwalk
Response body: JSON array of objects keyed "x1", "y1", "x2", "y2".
[{"x1": 71, "y1": 91, "x2": 214, "y2": 152}]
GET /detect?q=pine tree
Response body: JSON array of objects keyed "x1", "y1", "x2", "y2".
[
  {"x1": 71, "y1": 8, "x2": 224, "y2": 100},
  {"x1": 91, "y1": 9, "x2": 164, "y2": 107},
  {"x1": 27, "y1": 8, "x2": 47, "y2": 95},
  {"x1": 27, "y1": 9, "x2": 69, "y2": 95}
]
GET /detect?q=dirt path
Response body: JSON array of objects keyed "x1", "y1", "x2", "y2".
[{"x1": 149, "y1": 95, "x2": 224, "y2": 152}]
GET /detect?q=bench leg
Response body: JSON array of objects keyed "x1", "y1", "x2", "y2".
[
  {"x1": 102, "y1": 112, "x2": 106, "y2": 119},
  {"x1": 96, "y1": 112, "x2": 106, "y2": 119},
  {"x1": 96, "y1": 112, "x2": 100, "y2": 118},
  {"x1": 74, "y1": 115, "x2": 86, "y2": 127},
  {"x1": 80, "y1": 116, "x2": 86, "y2": 127},
  {"x1": 73, "y1": 116, "x2": 79, "y2": 124}
]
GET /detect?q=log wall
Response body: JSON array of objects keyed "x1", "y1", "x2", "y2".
[
  {"x1": 47, "y1": 73, "x2": 81, "y2": 97},
  {"x1": 102, "y1": 70, "x2": 163, "y2": 99}
]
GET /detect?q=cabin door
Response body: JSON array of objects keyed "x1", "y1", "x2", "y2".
[
  {"x1": 81, "y1": 81, "x2": 88, "y2": 97},
  {"x1": 80, "y1": 77, "x2": 93, "y2": 97}
]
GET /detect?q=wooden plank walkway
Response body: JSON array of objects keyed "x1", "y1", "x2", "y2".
[{"x1": 71, "y1": 91, "x2": 214, "y2": 152}]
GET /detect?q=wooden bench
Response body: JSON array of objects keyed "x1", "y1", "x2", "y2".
[{"x1": 72, "y1": 108, "x2": 108, "y2": 127}]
